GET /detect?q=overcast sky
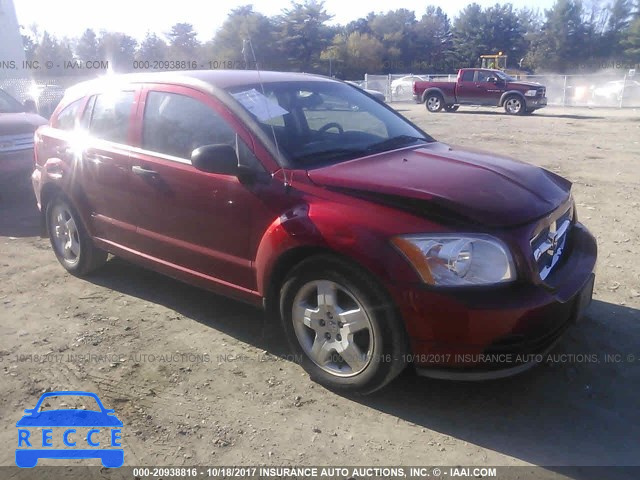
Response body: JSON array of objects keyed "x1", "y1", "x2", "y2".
[{"x1": 14, "y1": 0, "x2": 556, "y2": 41}]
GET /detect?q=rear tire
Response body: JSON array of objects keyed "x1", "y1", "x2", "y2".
[
  {"x1": 425, "y1": 93, "x2": 444, "y2": 112},
  {"x1": 279, "y1": 255, "x2": 408, "y2": 395},
  {"x1": 46, "y1": 195, "x2": 108, "y2": 276}
]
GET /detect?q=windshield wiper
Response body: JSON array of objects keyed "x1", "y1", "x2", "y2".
[
  {"x1": 365, "y1": 135, "x2": 429, "y2": 154},
  {"x1": 293, "y1": 148, "x2": 367, "y2": 164}
]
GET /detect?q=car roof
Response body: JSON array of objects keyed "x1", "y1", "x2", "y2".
[{"x1": 64, "y1": 70, "x2": 336, "y2": 100}]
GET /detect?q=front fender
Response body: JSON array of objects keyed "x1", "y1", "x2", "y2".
[{"x1": 254, "y1": 201, "x2": 419, "y2": 298}]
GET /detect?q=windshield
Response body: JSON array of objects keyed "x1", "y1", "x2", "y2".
[
  {"x1": 0, "y1": 89, "x2": 25, "y2": 114},
  {"x1": 495, "y1": 71, "x2": 516, "y2": 82},
  {"x1": 225, "y1": 81, "x2": 433, "y2": 167}
]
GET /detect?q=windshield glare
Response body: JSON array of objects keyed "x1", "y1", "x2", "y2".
[{"x1": 226, "y1": 81, "x2": 432, "y2": 167}]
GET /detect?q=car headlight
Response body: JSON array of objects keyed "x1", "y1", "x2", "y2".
[
  {"x1": 524, "y1": 89, "x2": 538, "y2": 97},
  {"x1": 391, "y1": 234, "x2": 515, "y2": 286}
]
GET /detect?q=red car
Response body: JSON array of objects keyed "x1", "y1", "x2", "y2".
[
  {"x1": 32, "y1": 71, "x2": 596, "y2": 394},
  {"x1": 413, "y1": 68, "x2": 548, "y2": 115},
  {"x1": 1, "y1": 88, "x2": 47, "y2": 184}
]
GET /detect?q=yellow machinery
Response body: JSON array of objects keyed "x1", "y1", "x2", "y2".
[
  {"x1": 480, "y1": 52, "x2": 528, "y2": 78},
  {"x1": 480, "y1": 52, "x2": 508, "y2": 70}
]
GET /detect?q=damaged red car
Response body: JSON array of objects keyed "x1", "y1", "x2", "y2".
[{"x1": 32, "y1": 71, "x2": 597, "y2": 394}]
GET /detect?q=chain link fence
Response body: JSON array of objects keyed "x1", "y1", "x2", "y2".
[
  {"x1": 0, "y1": 76, "x2": 95, "y2": 119},
  {"x1": 3, "y1": 71, "x2": 639, "y2": 120},
  {"x1": 361, "y1": 72, "x2": 640, "y2": 107}
]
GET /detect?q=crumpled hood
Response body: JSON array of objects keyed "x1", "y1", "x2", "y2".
[
  {"x1": 0, "y1": 112, "x2": 47, "y2": 136},
  {"x1": 306, "y1": 142, "x2": 571, "y2": 227}
]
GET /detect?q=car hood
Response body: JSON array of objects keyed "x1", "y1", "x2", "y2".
[
  {"x1": 507, "y1": 81, "x2": 544, "y2": 89},
  {"x1": 0, "y1": 112, "x2": 47, "y2": 136},
  {"x1": 16, "y1": 410, "x2": 123, "y2": 427},
  {"x1": 306, "y1": 142, "x2": 571, "y2": 227}
]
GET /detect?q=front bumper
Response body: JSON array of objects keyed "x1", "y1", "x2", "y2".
[
  {"x1": 389, "y1": 223, "x2": 597, "y2": 378},
  {"x1": 0, "y1": 149, "x2": 34, "y2": 181},
  {"x1": 527, "y1": 96, "x2": 548, "y2": 109}
]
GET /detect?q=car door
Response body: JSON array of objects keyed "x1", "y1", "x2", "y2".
[
  {"x1": 81, "y1": 89, "x2": 140, "y2": 246},
  {"x1": 474, "y1": 70, "x2": 505, "y2": 105},
  {"x1": 454, "y1": 70, "x2": 477, "y2": 104},
  {"x1": 126, "y1": 85, "x2": 268, "y2": 293}
]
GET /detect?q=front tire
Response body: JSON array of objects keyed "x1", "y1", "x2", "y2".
[
  {"x1": 279, "y1": 255, "x2": 408, "y2": 395},
  {"x1": 425, "y1": 93, "x2": 444, "y2": 112},
  {"x1": 504, "y1": 95, "x2": 525, "y2": 115},
  {"x1": 46, "y1": 195, "x2": 108, "y2": 276}
]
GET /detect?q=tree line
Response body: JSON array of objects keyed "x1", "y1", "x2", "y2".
[{"x1": 21, "y1": 0, "x2": 640, "y2": 79}]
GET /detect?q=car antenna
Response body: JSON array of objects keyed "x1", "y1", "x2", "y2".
[{"x1": 242, "y1": 38, "x2": 290, "y2": 192}]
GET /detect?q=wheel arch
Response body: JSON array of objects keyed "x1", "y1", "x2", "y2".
[
  {"x1": 263, "y1": 245, "x2": 335, "y2": 316},
  {"x1": 499, "y1": 90, "x2": 527, "y2": 107},
  {"x1": 421, "y1": 88, "x2": 446, "y2": 104},
  {"x1": 39, "y1": 182, "x2": 64, "y2": 237}
]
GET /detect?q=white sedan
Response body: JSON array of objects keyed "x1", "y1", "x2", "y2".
[{"x1": 391, "y1": 75, "x2": 426, "y2": 95}]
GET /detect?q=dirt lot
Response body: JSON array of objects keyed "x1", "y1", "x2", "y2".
[{"x1": 1, "y1": 105, "x2": 639, "y2": 478}]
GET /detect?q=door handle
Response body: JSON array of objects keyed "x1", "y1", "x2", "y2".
[
  {"x1": 84, "y1": 153, "x2": 112, "y2": 164},
  {"x1": 132, "y1": 165, "x2": 158, "y2": 177}
]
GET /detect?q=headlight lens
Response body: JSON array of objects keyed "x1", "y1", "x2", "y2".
[
  {"x1": 524, "y1": 89, "x2": 538, "y2": 97},
  {"x1": 392, "y1": 234, "x2": 515, "y2": 286}
]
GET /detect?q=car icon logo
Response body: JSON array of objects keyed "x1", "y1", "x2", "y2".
[{"x1": 15, "y1": 391, "x2": 123, "y2": 468}]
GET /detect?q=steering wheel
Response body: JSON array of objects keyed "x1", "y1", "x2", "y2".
[{"x1": 318, "y1": 122, "x2": 344, "y2": 134}]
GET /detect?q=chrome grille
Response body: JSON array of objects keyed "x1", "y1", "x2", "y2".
[
  {"x1": 0, "y1": 133, "x2": 34, "y2": 154},
  {"x1": 531, "y1": 205, "x2": 573, "y2": 280}
]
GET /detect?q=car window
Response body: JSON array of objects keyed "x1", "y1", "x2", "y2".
[
  {"x1": 476, "y1": 71, "x2": 493, "y2": 82},
  {"x1": 142, "y1": 91, "x2": 236, "y2": 159},
  {"x1": 461, "y1": 70, "x2": 474, "y2": 82},
  {"x1": 55, "y1": 99, "x2": 84, "y2": 130},
  {"x1": 300, "y1": 90, "x2": 387, "y2": 138},
  {"x1": 80, "y1": 96, "x2": 96, "y2": 130},
  {"x1": 226, "y1": 81, "x2": 432, "y2": 167},
  {"x1": 89, "y1": 91, "x2": 135, "y2": 144}
]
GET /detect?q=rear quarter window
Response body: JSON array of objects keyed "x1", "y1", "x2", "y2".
[
  {"x1": 54, "y1": 99, "x2": 84, "y2": 130},
  {"x1": 89, "y1": 91, "x2": 136, "y2": 144}
]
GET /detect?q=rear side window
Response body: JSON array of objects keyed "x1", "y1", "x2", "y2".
[
  {"x1": 460, "y1": 70, "x2": 474, "y2": 82},
  {"x1": 55, "y1": 99, "x2": 84, "y2": 130},
  {"x1": 89, "y1": 91, "x2": 135, "y2": 144},
  {"x1": 142, "y1": 91, "x2": 235, "y2": 159}
]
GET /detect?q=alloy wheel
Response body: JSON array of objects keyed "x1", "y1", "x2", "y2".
[
  {"x1": 291, "y1": 280, "x2": 375, "y2": 377},
  {"x1": 50, "y1": 204, "x2": 81, "y2": 266}
]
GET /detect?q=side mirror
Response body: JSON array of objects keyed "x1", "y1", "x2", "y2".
[
  {"x1": 23, "y1": 99, "x2": 37, "y2": 113},
  {"x1": 191, "y1": 144, "x2": 239, "y2": 175}
]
